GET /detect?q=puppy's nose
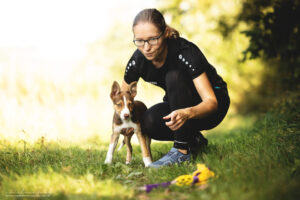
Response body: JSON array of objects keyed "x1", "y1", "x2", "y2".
[{"x1": 124, "y1": 113, "x2": 130, "y2": 119}]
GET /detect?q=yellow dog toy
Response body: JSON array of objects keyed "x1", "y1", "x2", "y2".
[{"x1": 140, "y1": 164, "x2": 215, "y2": 192}]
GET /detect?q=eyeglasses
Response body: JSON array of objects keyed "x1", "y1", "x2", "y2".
[{"x1": 133, "y1": 31, "x2": 164, "y2": 47}]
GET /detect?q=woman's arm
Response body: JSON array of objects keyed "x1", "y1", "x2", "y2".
[
  {"x1": 164, "y1": 72, "x2": 218, "y2": 131},
  {"x1": 187, "y1": 72, "x2": 218, "y2": 119}
]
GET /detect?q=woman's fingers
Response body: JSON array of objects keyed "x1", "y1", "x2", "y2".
[
  {"x1": 165, "y1": 112, "x2": 176, "y2": 126},
  {"x1": 163, "y1": 114, "x2": 171, "y2": 120},
  {"x1": 164, "y1": 109, "x2": 189, "y2": 131},
  {"x1": 164, "y1": 110, "x2": 187, "y2": 130},
  {"x1": 169, "y1": 119, "x2": 183, "y2": 131}
]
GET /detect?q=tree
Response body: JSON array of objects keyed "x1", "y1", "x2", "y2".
[{"x1": 234, "y1": 0, "x2": 300, "y2": 83}]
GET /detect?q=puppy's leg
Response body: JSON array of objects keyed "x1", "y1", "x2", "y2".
[
  {"x1": 145, "y1": 135, "x2": 152, "y2": 162},
  {"x1": 124, "y1": 135, "x2": 133, "y2": 164},
  {"x1": 136, "y1": 128, "x2": 152, "y2": 167},
  {"x1": 118, "y1": 138, "x2": 125, "y2": 151},
  {"x1": 104, "y1": 132, "x2": 120, "y2": 164}
]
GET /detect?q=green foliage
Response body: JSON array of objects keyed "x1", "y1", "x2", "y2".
[
  {"x1": 0, "y1": 91, "x2": 300, "y2": 199},
  {"x1": 213, "y1": 0, "x2": 300, "y2": 112},
  {"x1": 232, "y1": 0, "x2": 300, "y2": 93},
  {"x1": 238, "y1": 0, "x2": 300, "y2": 62}
]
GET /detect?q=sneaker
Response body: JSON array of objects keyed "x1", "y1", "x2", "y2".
[
  {"x1": 148, "y1": 147, "x2": 190, "y2": 168},
  {"x1": 189, "y1": 132, "x2": 208, "y2": 156}
]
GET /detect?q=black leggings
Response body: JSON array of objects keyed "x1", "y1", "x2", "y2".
[{"x1": 141, "y1": 69, "x2": 230, "y2": 150}]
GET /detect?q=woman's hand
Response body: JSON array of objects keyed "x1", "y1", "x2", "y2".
[{"x1": 163, "y1": 108, "x2": 190, "y2": 131}]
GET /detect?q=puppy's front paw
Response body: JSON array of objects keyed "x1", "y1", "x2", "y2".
[
  {"x1": 104, "y1": 157, "x2": 112, "y2": 164},
  {"x1": 125, "y1": 160, "x2": 131, "y2": 165},
  {"x1": 143, "y1": 157, "x2": 152, "y2": 167}
]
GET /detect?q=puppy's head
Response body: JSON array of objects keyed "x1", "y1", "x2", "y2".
[{"x1": 110, "y1": 81, "x2": 137, "y2": 120}]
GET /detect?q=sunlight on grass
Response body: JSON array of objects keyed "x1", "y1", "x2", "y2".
[
  {"x1": 0, "y1": 169, "x2": 134, "y2": 199},
  {"x1": 0, "y1": 66, "x2": 113, "y2": 143},
  {"x1": 0, "y1": 62, "x2": 165, "y2": 145}
]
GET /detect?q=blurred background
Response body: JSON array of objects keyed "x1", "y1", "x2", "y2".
[{"x1": 0, "y1": 0, "x2": 299, "y2": 143}]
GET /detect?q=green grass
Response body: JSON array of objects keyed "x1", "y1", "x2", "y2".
[{"x1": 0, "y1": 91, "x2": 300, "y2": 200}]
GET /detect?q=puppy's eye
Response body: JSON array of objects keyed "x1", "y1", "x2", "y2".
[{"x1": 116, "y1": 103, "x2": 122, "y2": 107}]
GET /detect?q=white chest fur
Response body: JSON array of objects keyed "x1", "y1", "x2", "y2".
[{"x1": 113, "y1": 119, "x2": 139, "y2": 134}]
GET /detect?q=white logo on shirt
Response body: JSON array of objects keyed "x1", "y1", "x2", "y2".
[{"x1": 149, "y1": 81, "x2": 158, "y2": 85}]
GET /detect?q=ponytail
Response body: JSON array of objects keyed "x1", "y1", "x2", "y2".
[{"x1": 165, "y1": 25, "x2": 180, "y2": 39}]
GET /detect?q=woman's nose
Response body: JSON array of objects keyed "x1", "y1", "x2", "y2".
[{"x1": 143, "y1": 42, "x2": 151, "y2": 51}]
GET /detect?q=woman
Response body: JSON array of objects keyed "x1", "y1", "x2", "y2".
[{"x1": 122, "y1": 8, "x2": 230, "y2": 168}]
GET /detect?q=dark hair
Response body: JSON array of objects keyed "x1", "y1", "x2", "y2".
[{"x1": 133, "y1": 8, "x2": 180, "y2": 39}]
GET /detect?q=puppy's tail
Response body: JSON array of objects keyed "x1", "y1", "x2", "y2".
[{"x1": 118, "y1": 139, "x2": 125, "y2": 151}]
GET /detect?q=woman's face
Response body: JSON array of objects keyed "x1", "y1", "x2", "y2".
[{"x1": 133, "y1": 22, "x2": 166, "y2": 61}]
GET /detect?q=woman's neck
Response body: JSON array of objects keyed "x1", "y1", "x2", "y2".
[{"x1": 152, "y1": 44, "x2": 168, "y2": 68}]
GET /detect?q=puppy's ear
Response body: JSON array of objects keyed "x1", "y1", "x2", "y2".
[
  {"x1": 111, "y1": 81, "x2": 120, "y2": 99},
  {"x1": 129, "y1": 81, "x2": 137, "y2": 98}
]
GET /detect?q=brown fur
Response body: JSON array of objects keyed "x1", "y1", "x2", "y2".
[{"x1": 104, "y1": 81, "x2": 152, "y2": 166}]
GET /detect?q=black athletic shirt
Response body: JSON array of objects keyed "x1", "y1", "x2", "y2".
[{"x1": 124, "y1": 37, "x2": 227, "y2": 92}]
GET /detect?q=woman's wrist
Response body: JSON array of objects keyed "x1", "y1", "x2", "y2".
[
  {"x1": 185, "y1": 107, "x2": 195, "y2": 120},
  {"x1": 186, "y1": 100, "x2": 218, "y2": 120}
]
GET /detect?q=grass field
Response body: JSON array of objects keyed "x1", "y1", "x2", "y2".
[{"x1": 0, "y1": 90, "x2": 299, "y2": 200}]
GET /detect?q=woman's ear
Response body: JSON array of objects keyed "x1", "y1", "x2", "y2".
[{"x1": 164, "y1": 26, "x2": 170, "y2": 38}]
